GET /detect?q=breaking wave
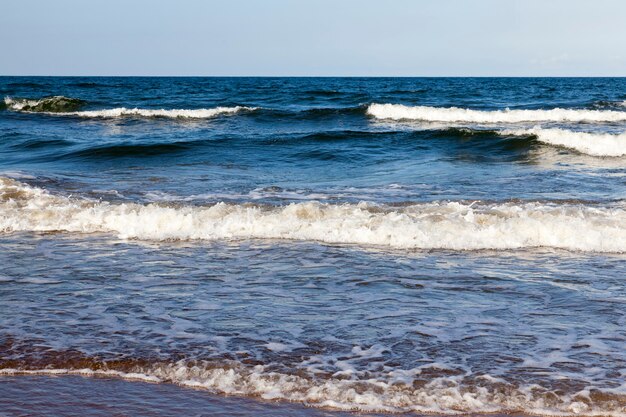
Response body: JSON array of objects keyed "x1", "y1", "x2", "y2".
[
  {"x1": 3, "y1": 96, "x2": 85, "y2": 112},
  {"x1": 501, "y1": 127, "x2": 626, "y2": 157},
  {"x1": 57, "y1": 106, "x2": 255, "y2": 119},
  {"x1": 365, "y1": 103, "x2": 626, "y2": 156},
  {"x1": 367, "y1": 103, "x2": 626, "y2": 123},
  {"x1": 1, "y1": 177, "x2": 625, "y2": 252},
  {"x1": 3, "y1": 96, "x2": 255, "y2": 119}
]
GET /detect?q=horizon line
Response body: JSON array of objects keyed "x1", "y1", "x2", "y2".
[{"x1": 2, "y1": 74, "x2": 626, "y2": 78}]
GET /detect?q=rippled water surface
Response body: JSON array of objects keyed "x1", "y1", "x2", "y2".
[{"x1": 1, "y1": 77, "x2": 625, "y2": 416}]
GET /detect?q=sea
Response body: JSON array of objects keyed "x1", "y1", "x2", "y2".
[{"x1": 0, "y1": 77, "x2": 625, "y2": 417}]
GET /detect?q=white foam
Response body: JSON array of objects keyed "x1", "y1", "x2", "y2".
[
  {"x1": 3, "y1": 97, "x2": 255, "y2": 118},
  {"x1": 4, "y1": 96, "x2": 42, "y2": 110},
  {"x1": 57, "y1": 106, "x2": 255, "y2": 119},
  {"x1": 367, "y1": 103, "x2": 626, "y2": 123},
  {"x1": 1, "y1": 178, "x2": 625, "y2": 252},
  {"x1": 501, "y1": 127, "x2": 626, "y2": 157},
  {"x1": 1, "y1": 364, "x2": 623, "y2": 416}
]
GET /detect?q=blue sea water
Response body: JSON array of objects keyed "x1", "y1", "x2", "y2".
[{"x1": 0, "y1": 77, "x2": 625, "y2": 416}]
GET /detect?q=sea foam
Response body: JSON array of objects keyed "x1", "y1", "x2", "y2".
[
  {"x1": 1, "y1": 177, "x2": 625, "y2": 252},
  {"x1": 367, "y1": 103, "x2": 626, "y2": 123},
  {"x1": 2, "y1": 362, "x2": 625, "y2": 416},
  {"x1": 3, "y1": 96, "x2": 255, "y2": 119},
  {"x1": 501, "y1": 127, "x2": 626, "y2": 157},
  {"x1": 57, "y1": 106, "x2": 256, "y2": 118}
]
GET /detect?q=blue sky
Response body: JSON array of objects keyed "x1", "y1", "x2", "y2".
[{"x1": 2, "y1": 0, "x2": 625, "y2": 76}]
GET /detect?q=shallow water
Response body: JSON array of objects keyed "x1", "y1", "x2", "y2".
[
  {"x1": 0, "y1": 375, "x2": 400, "y2": 417},
  {"x1": 1, "y1": 77, "x2": 625, "y2": 416}
]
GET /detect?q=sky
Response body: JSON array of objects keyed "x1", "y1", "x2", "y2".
[{"x1": 1, "y1": 0, "x2": 625, "y2": 76}]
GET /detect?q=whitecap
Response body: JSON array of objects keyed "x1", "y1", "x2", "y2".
[{"x1": 367, "y1": 103, "x2": 626, "y2": 123}]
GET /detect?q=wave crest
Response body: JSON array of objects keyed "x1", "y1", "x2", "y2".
[
  {"x1": 61, "y1": 106, "x2": 256, "y2": 118},
  {"x1": 3, "y1": 96, "x2": 256, "y2": 119},
  {"x1": 367, "y1": 103, "x2": 626, "y2": 123},
  {"x1": 1, "y1": 178, "x2": 625, "y2": 252},
  {"x1": 4, "y1": 96, "x2": 85, "y2": 112},
  {"x1": 501, "y1": 127, "x2": 626, "y2": 157}
]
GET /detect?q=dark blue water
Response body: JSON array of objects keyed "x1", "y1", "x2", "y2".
[
  {"x1": 1, "y1": 77, "x2": 625, "y2": 416},
  {"x1": 2, "y1": 77, "x2": 625, "y2": 204}
]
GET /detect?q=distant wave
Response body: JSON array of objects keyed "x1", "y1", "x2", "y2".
[
  {"x1": 367, "y1": 103, "x2": 626, "y2": 123},
  {"x1": 58, "y1": 106, "x2": 255, "y2": 119},
  {"x1": 1, "y1": 177, "x2": 625, "y2": 252},
  {"x1": 4, "y1": 97, "x2": 364, "y2": 119},
  {"x1": 3, "y1": 96, "x2": 256, "y2": 119},
  {"x1": 366, "y1": 103, "x2": 626, "y2": 156},
  {"x1": 501, "y1": 127, "x2": 626, "y2": 157},
  {"x1": 3, "y1": 96, "x2": 85, "y2": 112}
]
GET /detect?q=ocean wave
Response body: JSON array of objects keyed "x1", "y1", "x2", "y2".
[
  {"x1": 501, "y1": 127, "x2": 626, "y2": 157},
  {"x1": 1, "y1": 177, "x2": 625, "y2": 252},
  {"x1": 3, "y1": 96, "x2": 256, "y2": 119},
  {"x1": 367, "y1": 103, "x2": 626, "y2": 123},
  {"x1": 3, "y1": 96, "x2": 85, "y2": 112},
  {"x1": 60, "y1": 106, "x2": 256, "y2": 119},
  {"x1": 2, "y1": 360, "x2": 625, "y2": 416}
]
